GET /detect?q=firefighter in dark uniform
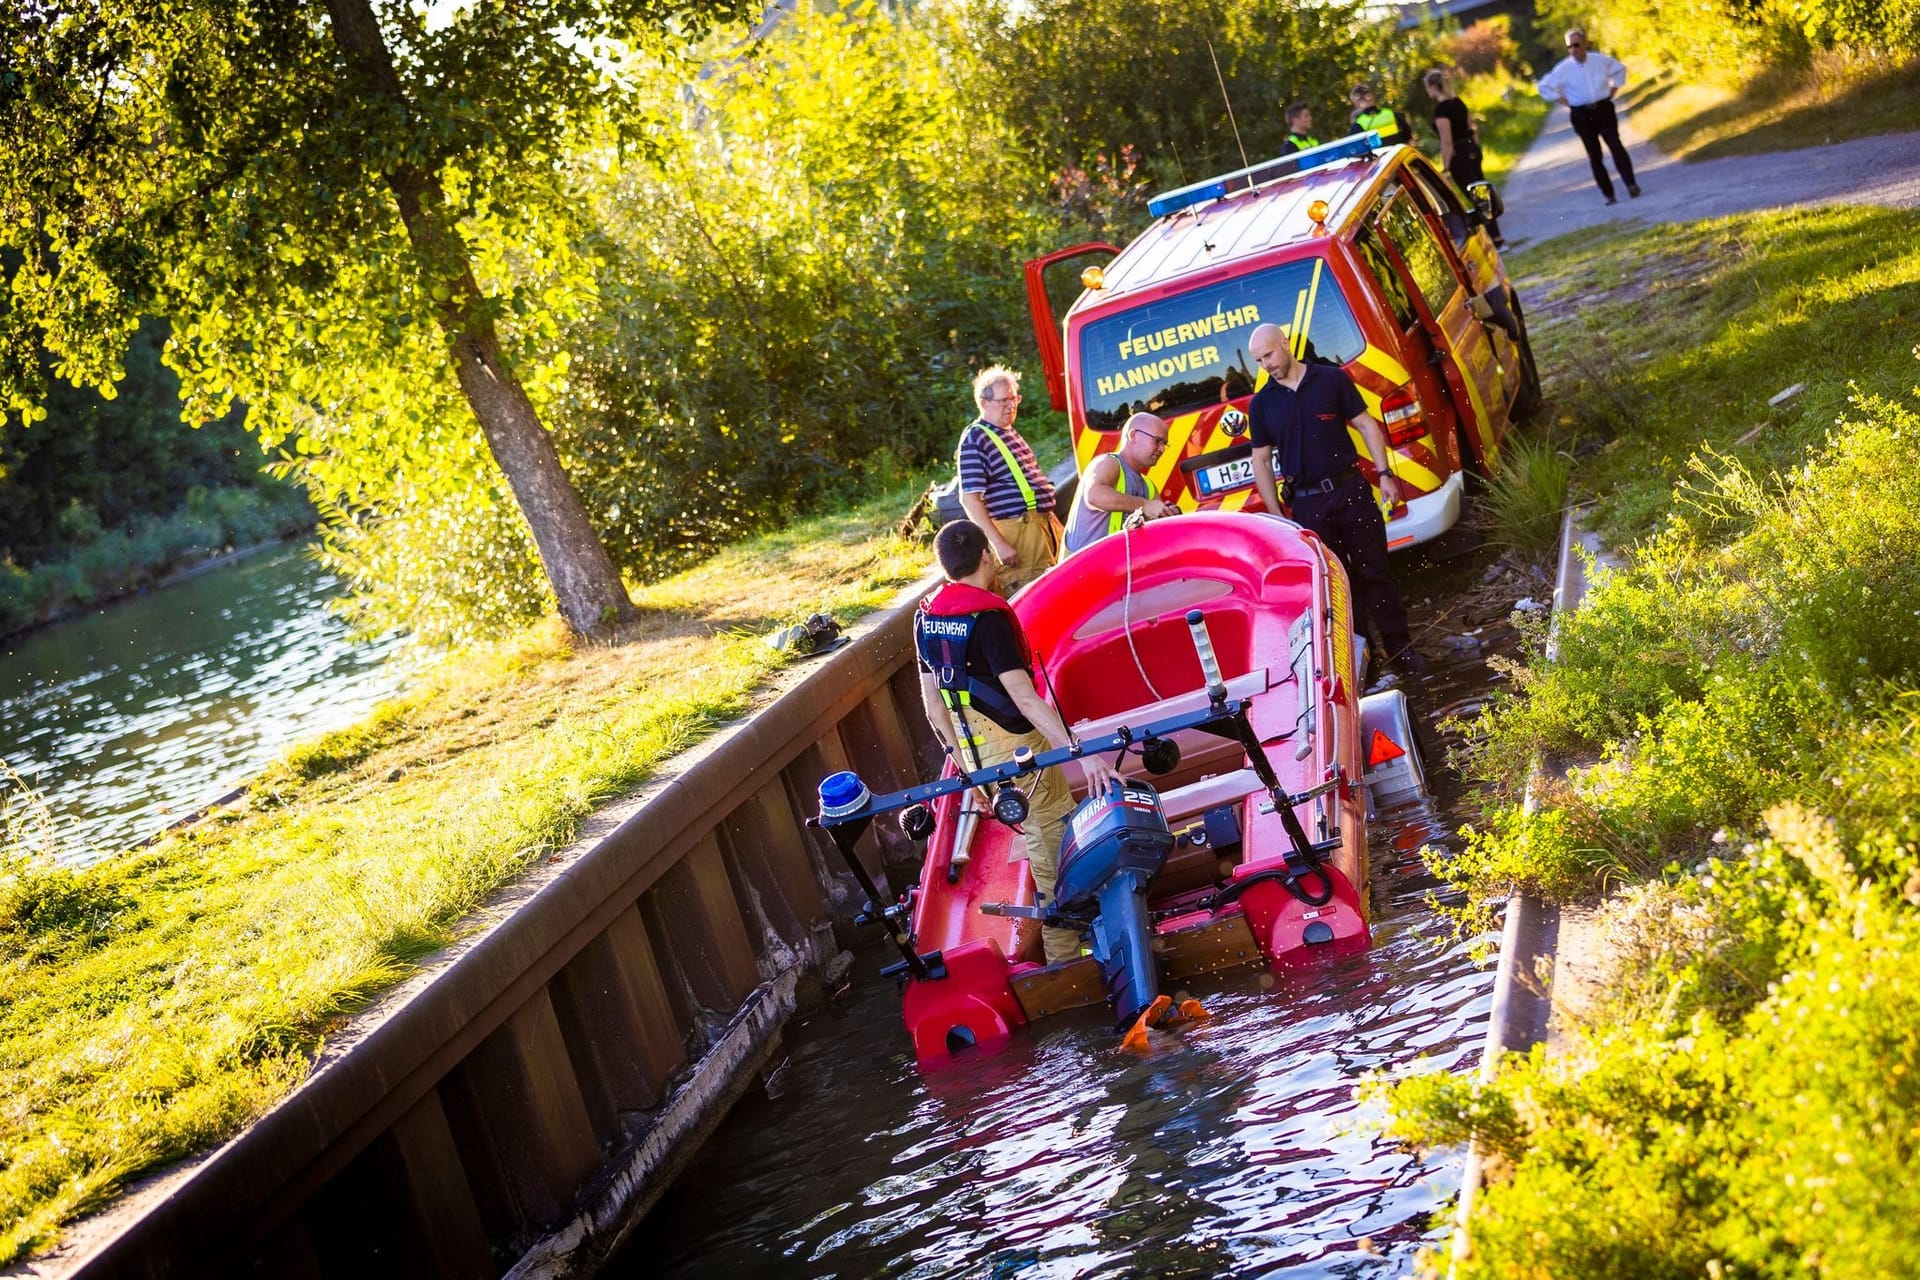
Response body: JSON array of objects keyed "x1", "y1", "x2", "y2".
[
  {"x1": 1348, "y1": 82, "x2": 1413, "y2": 146},
  {"x1": 916, "y1": 521, "x2": 1119, "y2": 961},
  {"x1": 1280, "y1": 102, "x2": 1319, "y2": 155},
  {"x1": 1244, "y1": 323, "x2": 1425, "y2": 673}
]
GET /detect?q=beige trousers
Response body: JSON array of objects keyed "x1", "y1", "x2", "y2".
[
  {"x1": 989, "y1": 510, "x2": 1062, "y2": 596},
  {"x1": 954, "y1": 712, "x2": 1082, "y2": 964}
]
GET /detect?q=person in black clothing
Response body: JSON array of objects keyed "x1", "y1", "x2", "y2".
[
  {"x1": 1243, "y1": 324, "x2": 1423, "y2": 672},
  {"x1": 1425, "y1": 68, "x2": 1503, "y2": 245},
  {"x1": 916, "y1": 521, "x2": 1118, "y2": 960}
]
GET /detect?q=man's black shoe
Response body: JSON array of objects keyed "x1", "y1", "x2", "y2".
[
  {"x1": 1627, "y1": 183, "x2": 1642, "y2": 198},
  {"x1": 1603, "y1": 195, "x2": 1618, "y2": 205}
]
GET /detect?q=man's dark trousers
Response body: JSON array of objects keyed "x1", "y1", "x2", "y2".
[
  {"x1": 1568, "y1": 100, "x2": 1635, "y2": 199},
  {"x1": 1290, "y1": 469, "x2": 1412, "y2": 658}
]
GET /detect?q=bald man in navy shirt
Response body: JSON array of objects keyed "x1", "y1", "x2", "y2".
[{"x1": 1246, "y1": 324, "x2": 1422, "y2": 673}]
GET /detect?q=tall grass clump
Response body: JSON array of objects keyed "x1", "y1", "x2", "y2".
[
  {"x1": 1382, "y1": 392, "x2": 1920, "y2": 1272},
  {"x1": 1478, "y1": 433, "x2": 1573, "y2": 557}
]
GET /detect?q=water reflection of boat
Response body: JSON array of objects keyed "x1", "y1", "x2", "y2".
[{"x1": 816, "y1": 512, "x2": 1425, "y2": 1068}]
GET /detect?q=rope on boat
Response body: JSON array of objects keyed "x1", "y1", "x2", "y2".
[{"x1": 1122, "y1": 522, "x2": 1168, "y2": 704}]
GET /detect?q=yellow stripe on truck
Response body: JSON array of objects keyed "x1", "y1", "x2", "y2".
[
  {"x1": 1354, "y1": 344, "x2": 1410, "y2": 386},
  {"x1": 1075, "y1": 422, "x2": 1104, "y2": 469}
]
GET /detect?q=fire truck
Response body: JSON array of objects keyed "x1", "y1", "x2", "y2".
[{"x1": 1025, "y1": 133, "x2": 1541, "y2": 549}]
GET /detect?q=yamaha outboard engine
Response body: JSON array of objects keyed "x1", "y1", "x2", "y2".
[{"x1": 1054, "y1": 780, "x2": 1176, "y2": 1029}]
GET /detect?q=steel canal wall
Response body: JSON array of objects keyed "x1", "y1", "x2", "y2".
[{"x1": 49, "y1": 579, "x2": 944, "y2": 1280}]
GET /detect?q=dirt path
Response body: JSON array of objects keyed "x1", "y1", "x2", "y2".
[{"x1": 1499, "y1": 101, "x2": 1920, "y2": 247}]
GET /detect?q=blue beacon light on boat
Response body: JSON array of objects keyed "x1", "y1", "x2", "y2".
[
  {"x1": 818, "y1": 770, "x2": 872, "y2": 821},
  {"x1": 1146, "y1": 131, "x2": 1383, "y2": 219}
]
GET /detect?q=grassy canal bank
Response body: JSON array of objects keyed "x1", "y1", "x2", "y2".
[
  {"x1": 0, "y1": 489, "x2": 945, "y2": 1261},
  {"x1": 1379, "y1": 202, "x2": 1920, "y2": 1274}
]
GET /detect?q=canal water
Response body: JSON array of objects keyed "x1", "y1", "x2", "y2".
[
  {"x1": 0, "y1": 545, "x2": 409, "y2": 864},
  {"x1": 619, "y1": 565, "x2": 1517, "y2": 1278}
]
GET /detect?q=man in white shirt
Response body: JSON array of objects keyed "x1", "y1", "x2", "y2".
[{"x1": 1537, "y1": 27, "x2": 1640, "y2": 205}]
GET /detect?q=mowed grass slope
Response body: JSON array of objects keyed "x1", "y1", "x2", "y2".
[
  {"x1": 0, "y1": 492, "x2": 929, "y2": 1262},
  {"x1": 1514, "y1": 203, "x2": 1920, "y2": 545},
  {"x1": 1623, "y1": 52, "x2": 1920, "y2": 162}
]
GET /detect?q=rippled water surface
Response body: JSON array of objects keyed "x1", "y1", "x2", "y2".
[
  {"x1": 0, "y1": 546, "x2": 409, "y2": 862},
  {"x1": 620, "y1": 617, "x2": 1511, "y2": 1279}
]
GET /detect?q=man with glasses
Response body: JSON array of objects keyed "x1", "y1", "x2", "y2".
[
  {"x1": 1538, "y1": 27, "x2": 1640, "y2": 205},
  {"x1": 1061, "y1": 412, "x2": 1181, "y2": 556},
  {"x1": 958, "y1": 366, "x2": 1060, "y2": 595}
]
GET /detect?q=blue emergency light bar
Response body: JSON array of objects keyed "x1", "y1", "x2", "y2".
[{"x1": 1146, "y1": 131, "x2": 1383, "y2": 219}]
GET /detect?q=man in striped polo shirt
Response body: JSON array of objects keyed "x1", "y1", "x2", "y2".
[{"x1": 957, "y1": 366, "x2": 1060, "y2": 595}]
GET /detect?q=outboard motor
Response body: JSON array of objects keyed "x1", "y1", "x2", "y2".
[{"x1": 1054, "y1": 780, "x2": 1176, "y2": 1029}]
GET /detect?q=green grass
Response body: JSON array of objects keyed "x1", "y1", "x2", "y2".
[
  {"x1": 1623, "y1": 50, "x2": 1920, "y2": 162},
  {"x1": 1479, "y1": 432, "x2": 1575, "y2": 557},
  {"x1": 1511, "y1": 204, "x2": 1920, "y2": 547},
  {"x1": 0, "y1": 487, "x2": 934, "y2": 1262},
  {"x1": 1376, "y1": 204, "x2": 1920, "y2": 1273}
]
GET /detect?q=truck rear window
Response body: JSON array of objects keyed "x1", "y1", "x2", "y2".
[{"x1": 1076, "y1": 258, "x2": 1366, "y2": 432}]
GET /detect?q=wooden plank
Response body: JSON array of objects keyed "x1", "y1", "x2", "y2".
[
  {"x1": 238, "y1": 1219, "x2": 323, "y2": 1279},
  {"x1": 436, "y1": 989, "x2": 602, "y2": 1243},
  {"x1": 719, "y1": 785, "x2": 820, "y2": 951},
  {"x1": 783, "y1": 738, "x2": 883, "y2": 895},
  {"x1": 1010, "y1": 956, "x2": 1108, "y2": 1020},
  {"x1": 863, "y1": 682, "x2": 923, "y2": 794},
  {"x1": 298, "y1": 1092, "x2": 495, "y2": 1280},
  {"x1": 1158, "y1": 912, "x2": 1262, "y2": 980},
  {"x1": 639, "y1": 835, "x2": 759, "y2": 1014},
  {"x1": 889, "y1": 662, "x2": 943, "y2": 776},
  {"x1": 550, "y1": 915, "x2": 684, "y2": 1143}
]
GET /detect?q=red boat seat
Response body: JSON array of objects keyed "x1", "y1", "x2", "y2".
[
  {"x1": 1066, "y1": 667, "x2": 1270, "y2": 739},
  {"x1": 1055, "y1": 668, "x2": 1270, "y2": 797}
]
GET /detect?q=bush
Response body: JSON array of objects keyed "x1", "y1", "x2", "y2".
[
  {"x1": 1391, "y1": 395, "x2": 1920, "y2": 1272},
  {"x1": 1447, "y1": 16, "x2": 1522, "y2": 78}
]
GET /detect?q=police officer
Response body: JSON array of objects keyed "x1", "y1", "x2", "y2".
[
  {"x1": 1061, "y1": 412, "x2": 1179, "y2": 557},
  {"x1": 1348, "y1": 82, "x2": 1413, "y2": 146},
  {"x1": 1280, "y1": 102, "x2": 1319, "y2": 155},
  {"x1": 957, "y1": 365, "x2": 1059, "y2": 595},
  {"x1": 1244, "y1": 324, "x2": 1425, "y2": 673},
  {"x1": 916, "y1": 521, "x2": 1119, "y2": 962}
]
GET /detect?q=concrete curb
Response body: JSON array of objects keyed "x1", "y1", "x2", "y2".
[{"x1": 1448, "y1": 503, "x2": 1608, "y2": 1268}]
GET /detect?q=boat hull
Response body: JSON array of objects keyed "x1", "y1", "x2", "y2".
[{"x1": 902, "y1": 512, "x2": 1376, "y2": 1067}]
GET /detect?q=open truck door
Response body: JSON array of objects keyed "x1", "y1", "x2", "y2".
[{"x1": 1024, "y1": 242, "x2": 1122, "y2": 412}]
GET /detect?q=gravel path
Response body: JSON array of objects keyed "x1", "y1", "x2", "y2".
[{"x1": 1498, "y1": 102, "x2": 1920, "y2": 247}]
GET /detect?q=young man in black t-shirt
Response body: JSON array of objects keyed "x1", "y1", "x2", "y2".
[
  {"x1": 915, "y1": 521, "x2": 1117, "y2": 960},
  {"x1": 1244, "y1": 324, "x2": 1423, "y2": 672}
]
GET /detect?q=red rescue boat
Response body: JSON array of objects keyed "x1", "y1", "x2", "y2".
[{"x1": 813, "y1": 511, "x2": 1425, "y2": 1068}]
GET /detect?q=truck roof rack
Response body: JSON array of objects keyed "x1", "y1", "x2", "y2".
[{"x1": 1146, "y1": 131, "x2": 1383, "y2": 219}]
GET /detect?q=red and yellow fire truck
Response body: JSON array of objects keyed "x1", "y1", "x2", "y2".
[{"x1": 1025, "y1": 133, "x2": 1541, "y2": 550}]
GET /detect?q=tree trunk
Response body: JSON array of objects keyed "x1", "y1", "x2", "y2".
[{"x1": 320, "y1": 0, "x2": 638, "y2": 638}]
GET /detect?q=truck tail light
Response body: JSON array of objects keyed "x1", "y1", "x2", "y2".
[{"x1": 1380, "y1": 386, "x2": 1426, "y2": 446}]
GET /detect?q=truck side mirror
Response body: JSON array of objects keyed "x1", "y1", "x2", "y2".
[{"x1": 1465, "y1": 181, "x2": 1496, "y2": 219}]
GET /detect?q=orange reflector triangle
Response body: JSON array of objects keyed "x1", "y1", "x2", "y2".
[{"x1": 1368, "y1": 729, "x2": 1407, "y2": 767}]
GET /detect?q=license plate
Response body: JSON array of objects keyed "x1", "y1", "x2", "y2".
[
  {"x1": 1196, "y1": 457, "x2": 1256, "y2": 496},
  {"x1": 1194, "y1": 454, "x2": 1279, "y2": 496}
]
